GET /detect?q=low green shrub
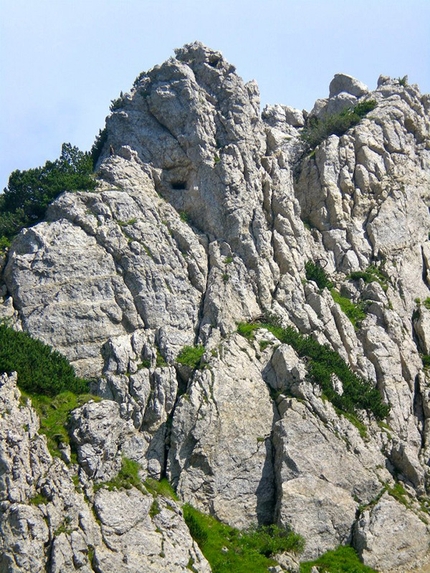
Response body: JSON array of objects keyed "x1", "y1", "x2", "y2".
[
  {"x1": 177, "y1": 345, "x2": 205, "y2": 370},
  {"x1": 91, "y1": 127, "x2": 108, "y2": 168},
  {"x1": 305, "y1": 261, "x2": 333, "y2": 290},
  {"x1": 0, "y1": 323, "x2": 89, "y2": 396},
  {"x1": 0, "y1": 143, "x2": 95, "y2": 243},
  {"x1": 301, "y1": 100, "x2": 377, "y2": 150},
  {"x1": 0, "y1": 323, "x2": 98, "y2": 460},
  {"x1": 155, "y1": 350, "x2": 168, "y2": 368},
  {"x1": 348, "y1": 265, "x2": 388, "y2": 292},
  {"x1": 300, "y1": 545, "x2": 377, "y2": 573},
  {"x1": 237, "y1": 317, "x2": 390, "y2": 420},
  {"x1": 149, "y1": 499, "x2": 161, "y2": 518},
  {"x1": 183, "y1": 504, "x2": 304, "y2": 573}
]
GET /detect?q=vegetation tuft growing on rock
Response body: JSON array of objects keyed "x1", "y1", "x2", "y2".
[
  {"x1": 177, "y1": 345, "x2": 206, "y2": 370},
  {"x1": 305, "y1": 260, "x2": 333, "y2": 290},
  {"x1": 0, "y1": 322, "x2": 89, "y2": 396},
  {"x1": 237, "y1": 317, "x2": 390, "y2": 420},
  {"x1": 300, "y1": 100, "x2": 377, "y2": 150},
  {"x1": 300, "y1": 545, "x2": 377, "y2": 573}
]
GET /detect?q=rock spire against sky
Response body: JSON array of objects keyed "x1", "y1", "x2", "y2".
[{"x1": 1, "y1": 0, "x2": 429, "y2": 190}]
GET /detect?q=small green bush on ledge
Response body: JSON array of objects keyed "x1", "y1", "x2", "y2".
[
  {"x1": 305, "y1": 260, "x2": 333, "y2": 290},
  {"x1": 348, "y1": 264, "x2": 388, "y2": 292},
  {"x1": 177, "y1": 345, "x2": 205, "y2": 370},
  {"x1": 300, "y1": 100, "x2": 377, "y2": 150}
]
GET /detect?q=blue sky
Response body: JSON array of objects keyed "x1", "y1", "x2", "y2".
[{"x1": 1, "y1": 0, "x2": 429, "y2": 190}]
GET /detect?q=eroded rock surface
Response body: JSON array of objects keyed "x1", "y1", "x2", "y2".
[
  {"x1": 1, "y1": 42, "x2": 430, "y2": 570},
  {"x1": 0, "y1": 373, "x2": 210, "y2": 573}
]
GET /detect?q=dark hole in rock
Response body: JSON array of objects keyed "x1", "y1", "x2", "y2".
[
  {"x1": 208, "y1": 57, "x2": 221, "y2": 68},
  {"x1": 171, "y1": 181, "x2": 187, "y2": 190}
]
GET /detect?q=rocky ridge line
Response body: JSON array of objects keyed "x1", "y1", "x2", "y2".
[{"x1": 1, "y1": 42, "x2": 430, "y2": 571}]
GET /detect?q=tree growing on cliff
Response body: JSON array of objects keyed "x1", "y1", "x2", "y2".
[{"x1": 0, "y1": 143, "x2": 95, "y2": 245}]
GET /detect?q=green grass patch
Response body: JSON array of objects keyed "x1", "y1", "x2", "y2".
[
  {"x1": 300, "y1": 545, "x2": 377, "y2": 573},
  {"x1": 27, "y1": 391, "x2": 99, "y2": 459},
  {"x1": 237, "y1": 317, "x2": 390, "y2": 420},
  {"x1": 330, "y1": 289, "x2": 366, "y2": 328},
  {"x1": 386, "y1": 482, "x2": 410, "y2": 508},
  {"x1": 177, "y1": 345, "x2": 205, "y2": 370},
  {"x1": 236, "y1": 322, "x2": 261, "y2": 339},
  {"x1": 95, "y1": 457, "x2": 143, "y2": 492},
  {"x1": 336, "y1": 409, "x2": 368, "y2": 439},
  {"x1": 183, "y1": 504, "x2": 304, "y2": 573},
  {"x1": 144, "y1": 477, "x2": 179, "y2": 500}
]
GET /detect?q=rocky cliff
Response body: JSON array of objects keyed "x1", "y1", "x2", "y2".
[{"x1": 1, "y1": 42, "x2": 430, "y2": 572}]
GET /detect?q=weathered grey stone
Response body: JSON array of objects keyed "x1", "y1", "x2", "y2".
[
  {"x1": 329, "y1": 73, "x2": 369, "y2": 98},
  {"x1": 273, "y1": 400, "x2": 383, "y2": 559},
  {"x1": 93, "y1": 488, "x2": 211, "y2": 573},
  {"x1": 354, "y1": 493, "x2": 429, "y2": 571},
  {"x1": 168, "y1": 334, "x2": 277, "y2": 528},
  {"x1": 278, "y1": 476, "x2": 357, "y2": 560}
]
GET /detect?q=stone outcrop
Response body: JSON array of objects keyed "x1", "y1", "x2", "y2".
[
  {"x1": 0, "y1": 372, "x2": 210, "y2": 573},
  {"x1": 1, "y1": 42, "x2": 430, "y2": 571}
]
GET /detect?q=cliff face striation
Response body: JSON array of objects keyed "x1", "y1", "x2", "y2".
[{"x1": 1, "y1": 42, "x2": 430, "y2": 572}]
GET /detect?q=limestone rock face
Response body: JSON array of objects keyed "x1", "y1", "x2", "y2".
[
  {"x1": 168, "y1": 334, "x2": 277, "y2": 529},
  {"x1": 1, "y1": 42, "x2": 430, "y2": 570},
  {"x1": 0, "y1": 373, "x2": 210, "y2": 573},
  {"x1": 354, "y1": 493, "x2": 429, "y2": 571}
]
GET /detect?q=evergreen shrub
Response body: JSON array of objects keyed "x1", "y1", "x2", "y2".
[
  {"x1": 300, "y1": 100, "x2": 377, "y2": 150},
  {"x1": 305, "y1": 261, "x2": 333, "y2": 290},
  {"x1": 0, "y1": 143, "x2": 95, "y2": 243},
  {"x1": 0, "y1": 323, "x2": 89, "y2": 396}
]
